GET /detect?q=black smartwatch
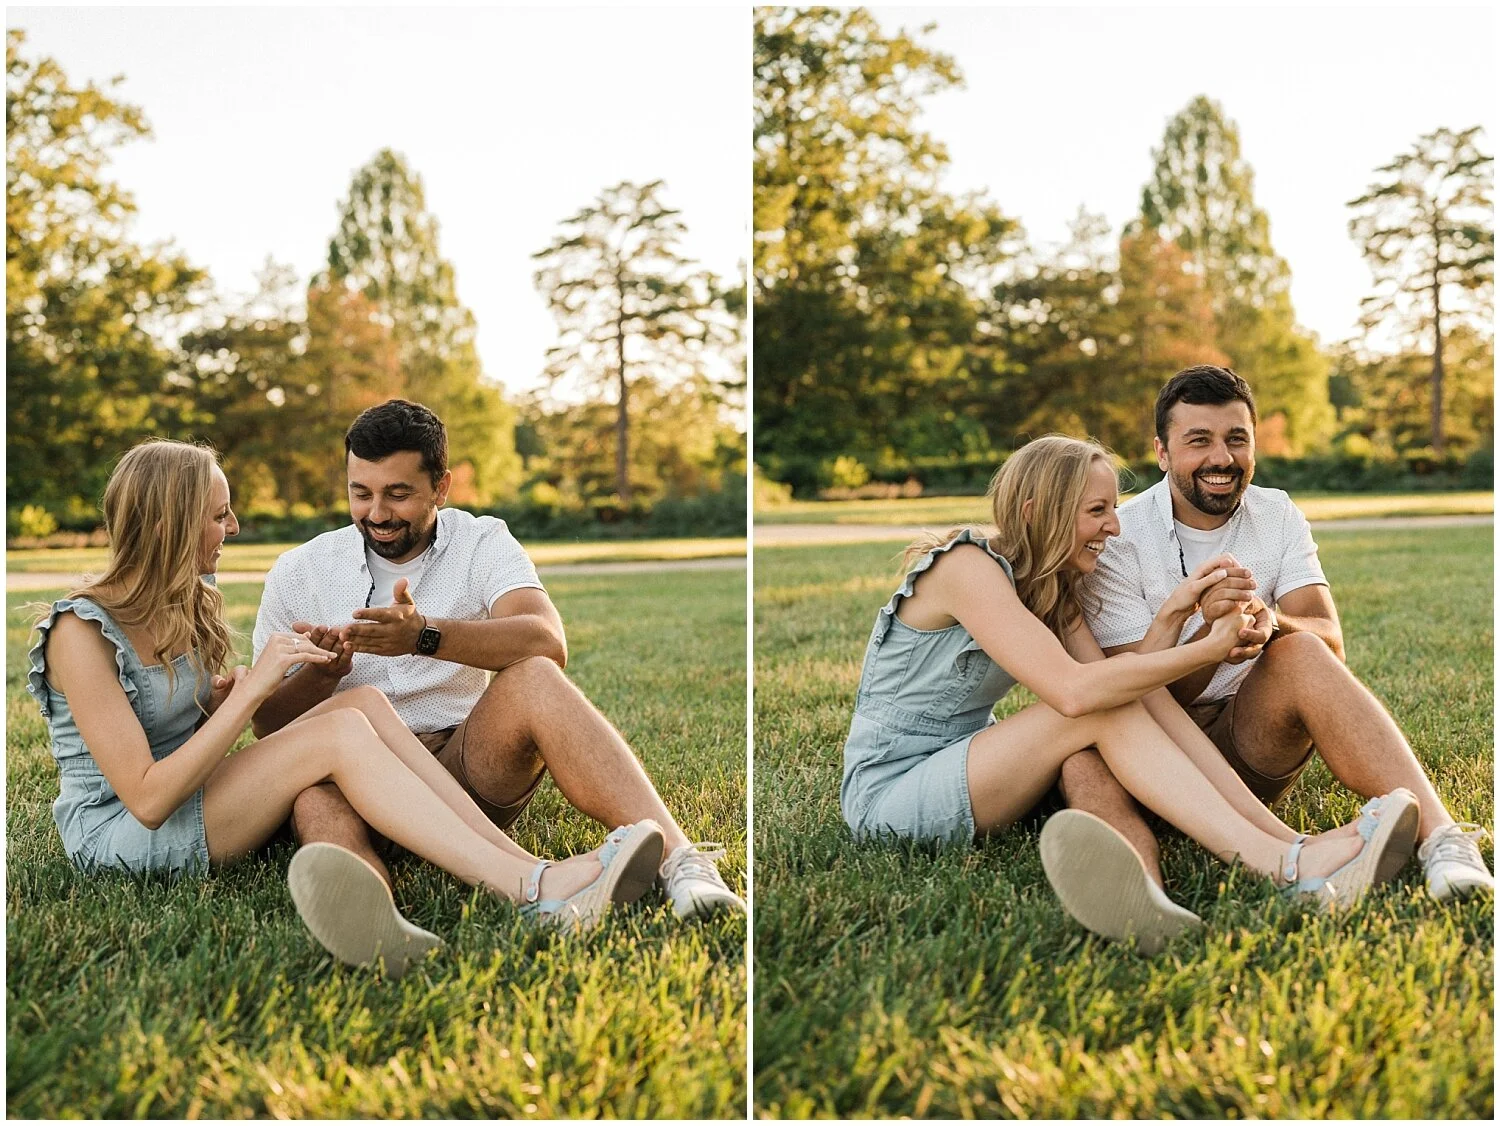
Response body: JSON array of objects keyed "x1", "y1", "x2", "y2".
[{"x1": 415, "y1": 618, "x2": 442, "y2": 656}]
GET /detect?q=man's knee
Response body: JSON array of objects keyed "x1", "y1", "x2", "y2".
[
  {"x1": 491, "y1": 654, "x2": 567, "y2": 692},
  {"x1": 1258, "y1": 630, "x2": 1339, "y2": 677}
]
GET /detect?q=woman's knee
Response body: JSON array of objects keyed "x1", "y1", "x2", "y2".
[
  {"x1": 319, "y1": 707, "x2": 383, "y2": 758},
  {"x1": 341, "y1": 683, "x2": 397, "y2": 719}
]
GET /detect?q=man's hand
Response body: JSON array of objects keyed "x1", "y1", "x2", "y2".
[
  {"x1": 342, "y1": 577, "x2": 425, "y2": 657},
  {"x1": 1198, "y1": 569, "x2": 1258, "y2": 624},
  {"x1": 290, "y1": 621, "x2": 355, "y2": 679},
  {"x1": 1224, "y1": 597, "x2": 1274, "y2": 664}
]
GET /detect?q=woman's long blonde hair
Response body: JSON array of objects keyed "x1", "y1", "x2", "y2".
[
  {"x1": 904, "y1": 435, "x2": 1114, "y2": 638},
  {"x1": 64, "y1": 440, "x2": 234, "y2": 694}
]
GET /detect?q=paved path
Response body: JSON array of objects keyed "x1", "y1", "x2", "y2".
[
  {"x1": 753, "y1": 513, "x2": 1494, "y2": 547},
  {"x1": 6, "y1": 554, "x2": 745, "y2": 593}
]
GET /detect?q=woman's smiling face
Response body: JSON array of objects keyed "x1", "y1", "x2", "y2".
[{"x1": 1065, "y1": 457, "x2": 1121, "y2": 573}]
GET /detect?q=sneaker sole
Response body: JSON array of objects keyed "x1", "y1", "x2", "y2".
[
  {"x1": 1374, "y1": 789, "x2": 1421, "y2": 886},
  {"x1": 1324, "y1": 791, "x2": 1421, "y2": 910},
  {"x1": 567, "y1": 820, "x2": 666, "y2": 931},
  {"x1": 1039, "y1": 810, "x2": 1202, "y2": 956},
  {"x1": 287, "y1": 843, "x2": 442, "y2": 977}
]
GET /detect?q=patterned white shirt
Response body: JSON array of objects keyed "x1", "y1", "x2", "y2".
[
  {"x1": 253, "y1": 508, "x2": 545, "y2": 732},
  {"x1": 1083, "y1": 479, "x2": 1327, "y2": 703}
]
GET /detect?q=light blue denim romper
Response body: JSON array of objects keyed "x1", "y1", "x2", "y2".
[
  {"x1": 27, "y1": 598, "x2": 212, "y2": 875},
  {"x1": 842, "y1": 530, "x2": 1019, "y2": 843}
]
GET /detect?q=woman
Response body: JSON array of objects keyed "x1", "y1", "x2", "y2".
[
  {"x1": 28, "y1": 440, "x2": 661, "y2": 965},
  {"x1": 841, "y1": 435, "x2": 1417, "y2": 949}
]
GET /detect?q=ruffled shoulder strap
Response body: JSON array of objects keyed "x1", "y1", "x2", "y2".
[
  {"x1": 872, "y1": 528, "x2": 1015, "y2": 646},
  {"x1": 26, "y1": 597, "x2": 139, "y2": 719}
]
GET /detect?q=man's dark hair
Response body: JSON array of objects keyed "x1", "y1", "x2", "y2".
[
  {"x1": 345, "y1": 399, "x2": 448, "y2": 485},
  {"x1": 1154, "y1": 365, "x2": 1258, "y2": 443}
]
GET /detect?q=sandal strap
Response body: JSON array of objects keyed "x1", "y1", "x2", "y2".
[
  {"x1": 524, "y1": 859, "x2": 550, "y2": 904},
  {"x1": 1282, "y1": 837, "x2": 1307, "y2": 885}
]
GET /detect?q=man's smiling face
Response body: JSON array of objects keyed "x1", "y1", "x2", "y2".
[
  {"x1": 347, "y1": 449, "x2": 451, "y2": 563},
  {"x1": 1155, "y1": 400, "x2": 1255, "y2": 527}
]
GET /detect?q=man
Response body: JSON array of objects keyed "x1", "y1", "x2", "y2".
[
  {"x1": 253, "y1": 399, "x2": 743, "y2": 968},
  {"x1": 1057, "y1": 365, "x2": 1491, "y2": 940}
]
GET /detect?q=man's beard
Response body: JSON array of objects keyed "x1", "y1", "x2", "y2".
[
  {"x1": 1171, "y1": 464, "x2": 1248, "y2": 517},
  {"x1": 359, "y1": 516, "x2": 434, "y2": 560}
]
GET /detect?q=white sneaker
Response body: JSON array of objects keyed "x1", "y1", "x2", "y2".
[
  {"x1": 1039, "y1": 809, "x2": 1202, "y2": 955},
  {"x1": 1418, "y1": 823, "x2": 1495, "y2": 900},
  {"x1": 287, "y1": 843, "x2": 442, "y2": 978},
  {"x1": 658, "y1": 843, "x2": 746, "y2": 919}
]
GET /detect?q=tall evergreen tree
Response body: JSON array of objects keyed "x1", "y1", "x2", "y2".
[
  {"x1": 6, "y1": 30, "x2": 204, "y2": 519},
  {"x1": 324, "y1": 149, "x2": 520, "y2": 502},
  {"x1": 1135, "y1": 96, "x2": 1331, "y2": 452},
  {"x1": 754, "y1": 7, "x2": 1017, "y2": 488},
  {"x1": 1347, "y1": 126, "x2": 1493, "y2": 454},
  {"x1": 532, "y1": 180, "x2": 730, "y2": 502}
]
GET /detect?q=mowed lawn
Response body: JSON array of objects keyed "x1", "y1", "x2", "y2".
[
  {"x1": 753, "y1": 527, "x2": 1492, "y2": 1119},
  {"x1": 754, "y1": 490, "x2": 1494, "y2": 527},
  {"x1": 7, "y1": 566, "x2": 747, "y2": 1118}
]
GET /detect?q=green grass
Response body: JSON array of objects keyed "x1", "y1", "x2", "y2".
[
  {"x1": 5, "y1": 536, "x2": 746, "y2": 575},
  {"x1": 753, "y1": 526, "x2": 1493, "y2": 1118},
  {"x1": 7, "y1": 570, "x2": 746, "y2": 1118},
  {"x1": 755, "y1": 491, "x2": 1495, "y2": 526}
]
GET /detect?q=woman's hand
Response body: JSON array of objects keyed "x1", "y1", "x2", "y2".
[
  {"x1": 1206, "y1": 609, "x2": 1256, "y2": 661},
  {"x1": 207, "y1": 665, "x2": 248, "y2": 714},
  {"x1": 1157, "y1": 554, "x2": 1253, "y2": 623},
  {"x1": 237, "y1": 631, "x2": 336, "y2": 704}
]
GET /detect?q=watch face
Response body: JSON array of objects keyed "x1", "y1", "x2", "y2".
[{"x1": 417, "y1": 626, "x2": 441, "y2": 655}]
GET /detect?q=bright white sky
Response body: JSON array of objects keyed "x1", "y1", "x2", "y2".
[
  {"x1": 875, "y1": 5, "x2": 1496, "y2": 350},
  {"x1": 11, "y1": 5, "x2": 746, "y2": 398}
]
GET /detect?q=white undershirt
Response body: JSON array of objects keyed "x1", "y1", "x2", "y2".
[
  {"x1": 364, "y1": 546, "x2": 433, "y2": 609},
  {"x1": 1173, "y1": 520, "x2": 1233, "y2": 577}
]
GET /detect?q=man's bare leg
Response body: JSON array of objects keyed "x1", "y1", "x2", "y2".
[
  {"x1": 1230, "y1": 632, "x2": 1457, "y2": 841},
  {"x1": 449, "y1": 656, "x2": 692, "y2": 853},
  {"x1": 1057, "y1": 749, "x2": 1165, "y2": 887},
  {"x1": 292, "y1": 782, "x2": 393, "y2": 890}
]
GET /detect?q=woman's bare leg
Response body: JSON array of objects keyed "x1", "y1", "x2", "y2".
[
  {"x1": 966, "y1": 699, "x2": 1361, "y2": 882},
  {"x1": 281, "y1": 685, "x2": 554, "y2": 865},
  {"x1": 202, "y1": 708, "x2": 598, "y2": 902}
]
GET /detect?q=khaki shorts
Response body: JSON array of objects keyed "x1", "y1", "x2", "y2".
[
  {"x1": 1185, "y1": 695, "x2": 1313, "y2": 807},
  {"x1": 415, "y1": 720, "x2": 546, "y2": 832}
]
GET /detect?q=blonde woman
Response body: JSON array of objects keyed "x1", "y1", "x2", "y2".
[
  {"x1": 841, "y1": 435, "x2": 1418, "y2": 951},
  {"x1": 27, "y1": 440, "x2": 662, "y2": 973}
]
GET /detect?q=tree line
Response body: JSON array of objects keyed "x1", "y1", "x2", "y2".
[
  {"x1": 6, "y1": 30, "x2": 744, "y2": 538},
  {"x1": 753, "y1": 9, "x2": 1494, "y2": 494}
]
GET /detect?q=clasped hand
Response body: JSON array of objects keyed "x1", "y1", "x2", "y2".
[
  {"x1": 1187, "y1": 553, "x2": 1273, "y2": 663},
  {"x1": 273, "y1": 578, "x2": 428, "y2": 671},
  {"x1": 207, "y1": 630, "x2": 339, "y2": 712}
]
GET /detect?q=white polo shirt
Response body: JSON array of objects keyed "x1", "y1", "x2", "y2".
[
  {"x1": 253, "y1": 508, "x2": 545, "y2": 732},
  {"x1": 1083, "y1": 478, "x2": 1327, "y2": 703}
]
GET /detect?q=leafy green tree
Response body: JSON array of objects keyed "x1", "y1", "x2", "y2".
[
  {"x1": 179, "y1": 263, "x2": 402, "y2": 509},
  {"x1": 992, "y1": 214, "x2": 1226, "y2": 458},
  {"x1": 1330, "y1": 327, "x2": 1493, "y2": 458},
  {"x1": 324, "y1": 149, "x2": 520, "y2": 502},
  {"x1": 754, "y1": 7, "x2": 1018, "y2": 489},
  {"x1": 6, "y1": 29, "x2": 204, "y2": 520},
  {"x1": 1135, "y1": 95, "x2": 1331, "y2": 452},
  {"x1": 1347, "y1": 126, "x2": 1493, "y2": 454},
  {"x1": 519, "y1": 374, "x2": 744, "y2": 507},
  {"x1": 532, "y1": 179, "x2": 732, "y2": 502}
]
